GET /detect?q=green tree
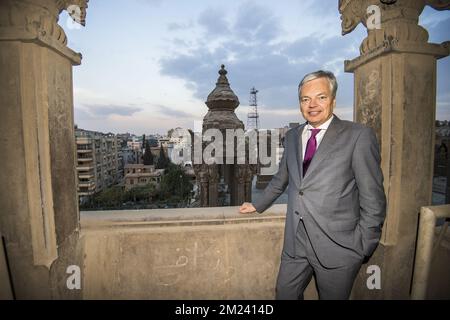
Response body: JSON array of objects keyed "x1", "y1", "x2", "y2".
[
  {"x1": 89, "y1": 186, "x2": 125, "y2": 209},
  {"x1": 143, "y1": 141, "x2": 154, "y2": 165},
  {"x1": 156, "y1": 144, "x2": 170, "y2": 169},
  {"x1": 159, "y1": 163, "x2": 193, "y2": 206},
  {"x1": 125, "y1": 183, "x2": 156, "y2": 203}
]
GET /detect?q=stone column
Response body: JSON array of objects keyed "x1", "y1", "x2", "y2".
[
  {"x1": 0, "y1": 0, "x2": 88, "y2": 298},
  {"x1": 208, "y1": 165, "x2": 219, "y2": 206},
  {"x1": 339, "y1": 0, "x2": 449, "y2": 299},
  {"x1": 233, "y1": 165, "x2": 246, "y2": 206},
  {"x1": 245, "y1": 165, "x2": 256, "y2": 202}
]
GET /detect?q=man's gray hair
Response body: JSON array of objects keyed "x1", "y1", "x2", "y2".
[{"x1": 298, "y1": 70, "x2": 338, "y2": 99}]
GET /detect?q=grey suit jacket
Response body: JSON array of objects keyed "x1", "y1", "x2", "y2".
[{"x1": 254, "y1": 116, "x2": 386, "y2": 268}]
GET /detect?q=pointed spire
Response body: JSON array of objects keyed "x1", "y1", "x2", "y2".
[
  {"x1": 216, "y1": 64, "x2": 229, "y2": 86},
  {"x1": 206, "y1": 64, "x2": 239, "y2": 111}
]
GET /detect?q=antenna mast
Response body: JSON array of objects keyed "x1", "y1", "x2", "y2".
[{"x1": 247, "y1": 87, "x2": 259, "y2": 130}]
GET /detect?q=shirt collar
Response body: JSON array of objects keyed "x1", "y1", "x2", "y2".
[{"x1": 306, "y1": 115, "x2": 334, "y2": 131}]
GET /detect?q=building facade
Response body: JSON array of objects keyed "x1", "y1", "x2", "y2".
[
  {"x1": 75, "y1": 128, "x2": 124, "y2": 200},
  {"x1": 124, "y1": 164, "x2": 164, "y2": 191}
]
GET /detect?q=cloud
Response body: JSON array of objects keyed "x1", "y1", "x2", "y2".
[
  {"x1": 232, "y1": 2, "x2": 281, "y2": 44},
  {"x1": 198, "y1": 7, "x2": 230, "y2": 36},
  {"x1": 159, "y1": 2, "x2": 363, "y2": 113},
  {"x1": 156, "y1": 104, "x2": 196, "y2": 118},
  {"x1": 167, "y1": 21, "x2": 194, "y2": 31},
  {"x1": 76, "y1": 104, "x2": 143, "y2": 119}
]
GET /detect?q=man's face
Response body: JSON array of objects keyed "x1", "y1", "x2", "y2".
[{"x1": 299, "y1": 77, "x2": 336, "y2": 128}]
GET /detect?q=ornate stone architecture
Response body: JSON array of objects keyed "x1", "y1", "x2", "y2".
[
  {"x1": 340, "y1": 0, "x2": 450, "y2": 299},
  {"x1": 0, "y1": 0, "x2": 88, "y2": 298},
  {"x1": 1, "y1": 0, "x2": 448, "y2": 300},
  {"x1": 193, "y1": 65, "x2": 255, "y2": 207}
]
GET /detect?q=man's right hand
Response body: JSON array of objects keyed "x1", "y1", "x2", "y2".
[{"x1": 239, "y1": 202, "x2": 257, "y2": 214}]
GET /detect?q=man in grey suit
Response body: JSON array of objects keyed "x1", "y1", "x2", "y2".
[{"x1": 239, "y1": 70, "x2": 386, "y2": 300}]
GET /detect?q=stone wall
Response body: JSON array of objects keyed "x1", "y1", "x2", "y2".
[
  {"x1": 80, "y1": 205, "x2": 319, "y2": 299},
  {"x1": 80, "y1": 204, "x2": 450, "y2": 300}
]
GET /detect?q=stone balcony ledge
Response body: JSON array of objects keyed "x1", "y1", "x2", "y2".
[
  {"x1": 80, "y1": 204, "x2": 287, "y2": 230},
  {"x1": 79, "y1": 204, "x2": 290, "y2": 299}
]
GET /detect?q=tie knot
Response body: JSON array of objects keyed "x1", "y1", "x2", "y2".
[{"x1": 310, "y1": 128, "x2": 321, "y2": 138}]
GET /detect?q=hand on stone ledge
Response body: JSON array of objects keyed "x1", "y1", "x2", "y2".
[{"x1": 239, "y1": 202, "x2": 256, "y2": 214}]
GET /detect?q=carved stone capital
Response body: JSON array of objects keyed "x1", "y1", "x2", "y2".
[
  {"x1": 340, "y1": 0, "x2": 450, "y2": 55},
  {"x1": 0, "y1": 0, "x2": 88, "y2": 64}
]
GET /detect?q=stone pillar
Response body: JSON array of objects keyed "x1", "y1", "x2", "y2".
[
  {"x1": 234, "y1": 165, "x2": 246, "y2": 205},
  {"x1": 339, "y1": 0, "x2": 449, "y2": 299},
  {"x1": 208, "y1": 165, "x2": 219, "y2": 206},
  {"x1": 0, "y1": 0, "x2": 88, "y2": 298}
]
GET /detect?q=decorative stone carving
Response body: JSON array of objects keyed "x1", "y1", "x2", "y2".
[
  {"x1": 356, "y1": 68, "x2": 382, "y2": 142},
  {"x1": 342, "y1": 0, "x2": 450, "y2": 300},
  {"x1": 57, "y1": 0, "x2": 89, "y2": 26},
  {"x1": 234, "y1": 165, "x2": 246, "y2": 184},
  {"x1": 339, "y1": 0, "x2": 450, "y2": 55},
  {"x1": 0, "y1": 0, "x2": 88, "y2": 63},
  {"x1": 207, "y1": 164, "x2": 220, "y2": 183},
  {"x1": 193, "y1": 66, "x2": 255, "y2": 207}
]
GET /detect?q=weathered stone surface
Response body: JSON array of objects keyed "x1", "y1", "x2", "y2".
[
  {"x1": 194, "y1": 66, "x2": 256, "y2": 207},
  {"x1": 81, "y1": 205, "x2": 317, "y2": 300},
  {"x1": 339, "y1": 0, "x2": 450, "y2": 55},
  {"x1": 47, "y1": 47, "x2": 80, "y2": 246},
  {"x1": 342, "y1": 0, "x2": 450, "y2": 299},
  {"x1": 0, "y1": 0, "x2": 85, "y2": 299}
]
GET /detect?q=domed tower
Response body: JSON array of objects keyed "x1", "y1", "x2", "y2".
[
  {"x1": 194, "y1": 65, "x2": 255, "y2": 207},
  {"x1": 203, "y1": 64, "x2": 243, "y2": 131}
]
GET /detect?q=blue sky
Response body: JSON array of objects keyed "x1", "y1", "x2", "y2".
[{"x1": 60, "y1": 0, "x2": 450, "y2": 135}]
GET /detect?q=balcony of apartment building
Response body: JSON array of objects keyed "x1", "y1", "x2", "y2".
[
  {"x1": 76, "y1": 164, "x2": 95, "y2": 171},
  {"x1": 78, "y1": 180, "x2": 95, "y2": 191},
  {"x1": 78, "y1": 172, "x2": 95, "y2": 180},
  {"x1": 78, "y1": 186, "x2": 96, "y2": 196},
  {"x1": 75, "y1": 137, "x2": 91, "y2": 145},
  {"x1": 76, "y1": 144, "x2": 93, "y2": 153},
  {"x1": 77, "y1": 155, "x2": 94, "y2": 162}
]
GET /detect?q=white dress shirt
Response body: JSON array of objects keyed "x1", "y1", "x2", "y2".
[{"x1": 301, "y1": 115, "x2": 334, "y2": 159}]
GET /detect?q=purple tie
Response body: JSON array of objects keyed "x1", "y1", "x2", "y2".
[{"x1": 303, "y1": 128, "x2": 321, "y2": 176}]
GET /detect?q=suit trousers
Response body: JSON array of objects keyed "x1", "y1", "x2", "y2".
[{"x1": 275, "y1": 218, "x2": 363, "y2": 300}]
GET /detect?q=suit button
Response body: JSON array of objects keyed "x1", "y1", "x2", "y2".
[
  {"x1": 294, "y1": 211, "x2": 299, "y2": 215},
  {"x1": 299, "y1": 191, "x2": 304, "y2": 196}
]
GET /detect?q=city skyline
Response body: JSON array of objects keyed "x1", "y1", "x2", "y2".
[{"x1": 62, "y1": 1, "x2": 450, "y2": 135}]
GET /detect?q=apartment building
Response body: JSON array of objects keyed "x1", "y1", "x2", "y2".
[
  {"x1": 124, "y1": 164, "x2": 164, "y2": 191},
  {"x1": 75, "y1": 128, "x2": 124, "y2": 200}
]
